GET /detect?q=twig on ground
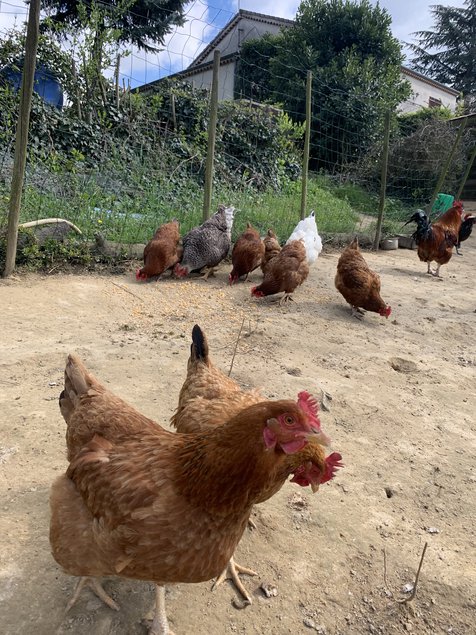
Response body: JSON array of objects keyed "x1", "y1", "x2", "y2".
[
  {"x1": 111, "y1": 281, "x2": 144, "y2": 302},
  {"x1": 397, "y1": 542, "x2": 428, "y2": 604},
  {"x1": 228, "y1": 316, "x2": 246, "y2": 377}
]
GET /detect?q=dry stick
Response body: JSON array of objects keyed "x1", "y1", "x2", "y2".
[
  {"x1": 228, "y1": 317, "x2": 246, "y2": 377},
  {"x1": 111, "y1": 281, "x2": 144, "y2": 303},
  {"x1": 382, "y1": 547, "x2": 391, "y2": 595},
  {"x1": 397, "y1": 542, "x2": 428, "y2": 604}
]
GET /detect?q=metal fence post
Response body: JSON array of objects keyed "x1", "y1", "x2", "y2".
[{"x1": 456, "y1": 143, "x2": 476, "y2": 200}]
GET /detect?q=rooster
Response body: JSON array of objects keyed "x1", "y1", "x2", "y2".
[
  {"x1": 404, "y1": 201, "x2": 464, "y2": 276},
  {"x1": 286, "y1": 210, "x2": 322, "y2": 265},
  {"x1": 136, "y1": 220, "x2": 182, "y2": 281},
  {"x1": 335, "y1": 237, "x2": 391, "y2": 320},
  {"x1": 50, "y1": 348, "x2": 331, "y2": 634},
  {"x1": 261, "y1": 229, "x2": 281, "y2": 274},
  {"x1": 174, "y1": 205, "x2": 235, "y2": 280},
  {"x1": 251, "y1": 239, "x2": 309, "y2": 304},
  {"x1": 171, "y1": 325, "x2": 341, "y2": 604},
  {"x1": 456, "y1": 213, "x2": 476, "y2": 255},
  {"x1": 229, "y1": 222, "x2": 265, "y2": 284}
]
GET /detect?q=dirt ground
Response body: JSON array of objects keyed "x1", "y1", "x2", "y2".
[{"x1": 0, "y1": 241, "x2": 475, "y2": 635}]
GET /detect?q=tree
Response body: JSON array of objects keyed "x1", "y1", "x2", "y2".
[
  {"x1": 41, "y1": 0, "x2": 186, "y2": 52},
  {"x1": 236, "y1": 0, "x2": 409, "y2": 170},
  {"x1": 407, "y1": 1, "x2": 476, "y2": 97}
]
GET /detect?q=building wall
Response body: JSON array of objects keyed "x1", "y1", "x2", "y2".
[
  {"x1": 188, "y1": 61, "x2": 236, "y2": 101},
  {"x1": 399, "y1": 73, "x2": 458, "y2": 113}
]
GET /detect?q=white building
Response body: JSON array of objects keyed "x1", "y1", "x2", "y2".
[{"x1": 138, "y1": 9, "x2": 459, "y2": 112}]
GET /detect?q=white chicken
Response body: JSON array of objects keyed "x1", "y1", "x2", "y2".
[{"x1": 286, "y1": 210, "x2": 322, "y2": 265}]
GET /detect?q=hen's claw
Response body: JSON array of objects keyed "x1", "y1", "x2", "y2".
[
  {"x1": 65, "y1": 576, "x2": 120, "y2": 613},
  {"x1": 212, "y1": 556, "x2": 257, "y2": 606},
  {"x1": 351, "y1": 307, "x2": 365, "y2": 320}
]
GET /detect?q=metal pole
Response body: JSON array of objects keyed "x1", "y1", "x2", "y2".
[
  {"x1": 427, "y1": 119, "x2": 467, "y2": 218},
  {"x1": 300, "y1": 70, "x2": 312, "y2": 220},
  {"x1": 455, "y1": 143, "x2": 476, "y2": 200},
  {"x1": 2, "y1": 0, "x2": 40, "y2": 278},
  {"x1": 373, "y1": 110, "x2": 391, "y2": 251},
  {"x1": 202, "y1": 50, "x2": 220, "y2": 222}
]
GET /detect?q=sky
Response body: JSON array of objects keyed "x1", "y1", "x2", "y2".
[{"x1": 0, "y1": 0, "x2": 469, "y2": 88}]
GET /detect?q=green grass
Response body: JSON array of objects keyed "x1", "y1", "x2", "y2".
[{"x1": 0, "y1": 164, "x2": 413, "y2": 257}]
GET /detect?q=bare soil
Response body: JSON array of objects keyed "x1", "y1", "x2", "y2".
[{"x1": 0, "y1": 242, "x2": 475, "y2": 635}]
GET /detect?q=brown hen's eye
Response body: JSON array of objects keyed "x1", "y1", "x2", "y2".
[{"x1": 284, "y1": 415, "x2": 295, "y2": 426}]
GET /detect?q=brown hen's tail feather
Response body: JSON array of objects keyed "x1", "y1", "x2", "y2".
[
  {"x1": 191, "y1": 324, "x2": 209, "y2": 363},
  {"x1": 59, "y1": 354, "x2": 104, "y2": 424}
]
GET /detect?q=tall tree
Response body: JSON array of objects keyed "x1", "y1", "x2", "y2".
[
  {"x1": 236, "y1": 0, "x2": 409, "y2": 169},
  {"x1": 41, "y1": 0, "x2": 186, "y2": 52},
  {"x1": 407, "y1": 0, "x2": 476, "y2": 96}
]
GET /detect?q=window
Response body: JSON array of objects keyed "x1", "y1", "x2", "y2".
[{"x1": 429, "y1": 96, "x2": 442, "y2": 108}]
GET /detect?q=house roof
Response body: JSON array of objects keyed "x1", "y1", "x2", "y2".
[
  {"x1": 401, "y1": 66, "x2": 460, "y2": 97},
  {"x1": 136, "y1": 53, "x2": 238, "y2": 94},
  {"x1": 190, "y1": 9, "x2": 294, "y2": 69}
]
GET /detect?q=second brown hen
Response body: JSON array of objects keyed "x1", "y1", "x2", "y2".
[
  {"x1": 252, "y1": 239, "x2": 309, "y2": 304},
  {"x1": 335, "y1": 237, "x2": 391, "y2": 319},
  {"x1": 229, "y1": 222, "x2": 265, "y2": 284}
]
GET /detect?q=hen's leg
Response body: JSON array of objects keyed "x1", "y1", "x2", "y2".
[
  {"x1": 142, "y1": 586, "x2": 175, "y2": 635},
  {"x1": 432, "y1": 263, "x2": 441, "y2": 277},
  {"x1": 212, "y1": 556, "x2": 257, "y2": 606},
  {"x1": 65, "y1": 576, "x2": 120, "y2": 613},
  {"x1": 201, "y1": 267, "x2": 217, "y2": 281},
  {"x1": 426, "y1": 262, "x2": 433, "y2": 274}
]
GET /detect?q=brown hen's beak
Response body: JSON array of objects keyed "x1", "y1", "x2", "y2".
[
  {"x1": 306, "y1": 428, "x2": 331, "y2": 447},
  {"x1": 310, "y1": 482, "x2": 320, "y2": 494}
]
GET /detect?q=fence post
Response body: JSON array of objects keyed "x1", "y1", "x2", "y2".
[
  {"x1": 373, "y1": 110, "x2": 391, "y2": 251},
  {"x1": 203, "y1": 50, "x2": 220, "y2": 222},
  {"x1": 455, "y1": 143, "x2": 476, "y2": 200},
  {"x1": 427, "y1": 118, "x2": 467, "y2": 217},
  {"x1": 300, "y1": 70, "x2": 312, "y2": 220},
  {"x1": 2, "y1": 0, "x2": 40, "y2": 278}
]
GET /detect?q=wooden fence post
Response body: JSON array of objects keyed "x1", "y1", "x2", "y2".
[
  {"x1": 373, "y1": 110, "x2": 391, "y2": 251},
  {"x1": 300, "y1": 70, "x2": 312, "y2": 220},
  {"x1": 203, "y1": 50, "x2": 220, "y2": 222},
  {"x1": 2, "y1": 0, "x2": 40, "y2": 278}
]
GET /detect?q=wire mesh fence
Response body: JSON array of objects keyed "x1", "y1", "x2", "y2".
[{"x1": 0, "y1": 1, "x2": 474, "y2": 261}]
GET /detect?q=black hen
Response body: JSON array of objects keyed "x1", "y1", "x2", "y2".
[{"x1": 456, "y1": 214, "x2": 476, "y2": 255}]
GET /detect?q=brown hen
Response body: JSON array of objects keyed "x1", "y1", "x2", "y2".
[
  {"x1": 50, "y1": 350, "x2": 328, "y2": 634},
  {"x1": 229, "y1": 222, "x2": 265, "y2": 284},
  {"x1": 171, "y1": 325, "x2": 340, "y2": 604},
  {"x1": 252, "y1": 239, "x2": 309, "y2": 304},
  {"x1": 335, "y1": 237, "x2": 391, "y2": 319},
  {"x1": 136, "y1": 220, "x2": 182, "y2": 281},
  {"x1": 260, "y1": 229, "x2": 281, "y2": 274}
]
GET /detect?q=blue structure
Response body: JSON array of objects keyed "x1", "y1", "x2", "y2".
[{"x1": 0, "y1": 61, "x2": 64, "y2": 108}]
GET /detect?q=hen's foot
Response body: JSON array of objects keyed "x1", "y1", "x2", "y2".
[
  {"x1": 201, "y1": 267, "x2": 217, "y2": 281},
  {"x1": 351, "y1": 307, "x2": 365, "y2": 320},
  {"x1": 65, "y1": 576, "x2": 120, "y2": 613},
  {"x1": 141, "y1": 586, "x2": 175, "y2": 635},
  {"x1": 212, "y1": 556, "x2": 257, "y2": 607},
  {"x1": 278, "y1": 293, "x2": 294, "y2": 306}
]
